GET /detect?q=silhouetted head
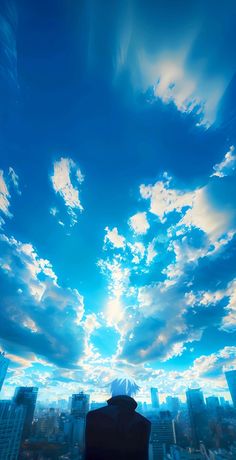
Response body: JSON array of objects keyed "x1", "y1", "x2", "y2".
[{"x1": 110, "y1": 378, "x2": 140, "y2": 397}]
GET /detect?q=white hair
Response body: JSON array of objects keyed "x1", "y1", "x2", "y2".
[{"x1": 110, "y1": 378, "x2": 140, "y2": 397}]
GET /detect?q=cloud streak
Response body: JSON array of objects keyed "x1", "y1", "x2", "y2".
[
  {"x1": 51, "y1": 157, "x2": 84, "y2": 226},
  {"x1": 86, "y1": 0, "x2": 236, "y2": 125}
]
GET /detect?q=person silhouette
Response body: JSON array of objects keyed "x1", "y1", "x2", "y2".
[{"x1": 85, "y1": 377, "x2": 151, "y2": 460}]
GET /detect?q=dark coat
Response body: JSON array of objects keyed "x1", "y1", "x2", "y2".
[{"x1": 84, "y1": 395, "x2": 151, "y2": 460}]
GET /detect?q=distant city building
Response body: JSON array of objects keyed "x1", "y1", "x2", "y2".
[
  {"x1": 58, "y1": 399, "x2": 68, "y2": 410},
  {"x1": 143, "y1": 401, "x2": 148, "y2": 412},
  {"x1": 137, "y1": 401, "x2": 143, "y2": 412},
  {"x1": 206, "y1": 396, "x2": 220, "y2": 419},
  {"x1": 150, "y1": 410, "x2": 176, "y2": 460},
  {"x1": 169, "y1": 445, "x2": 204, "y2": 459},
  {"x1": 225, "y1": 369, "x2": 236, "y2": 408},
  {"x1": 151, "y1": 387, "x2": 160, "y2": 409},
  {"x1": 71, "y1": 392, "x2": 89, "y2": 418},
  {"x1": 90, "y1": 401, "x2": 106, "y2": 411},
  {"x1": 13, "y1": 386, "x2": 38, "y2": 440},
  {"x1": 0, "y1": 400, "x2": 26, "y2": 460},
  {"x1": 175, "y1": 409, "x2": 191, "y2": 447},
  {"x1": 0, "y1": 352, "x2": 9, "y2": 392},
  {"x1": 186, "y1": 388, "x2": 209, "y2": 448},
  {"x1": 70, "y1": 392, "x2": 90, "y2": 457},
  {"x1": 219, "y1": 396, "x2": 226, "y2": 407},
  {"x1": 68, "y1": 396, "x2": 72, "y2": 411},
  {"x1": 166, "y1": 396, "x2": 180, "y2": 416},
  {"x1": 34, "y1": 407, "x2": 59, "y2": 440}
]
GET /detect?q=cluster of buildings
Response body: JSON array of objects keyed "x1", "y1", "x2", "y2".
[
  {"x1": 0, "y1": 351, "x2": 236, "y2": 459},
  {"x1": 147, "y1": 379, "x2": 236, "y2": 459}
]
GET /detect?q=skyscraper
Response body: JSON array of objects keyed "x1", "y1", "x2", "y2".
[
  {"x1": 206, "y1": 396, "x2": 220, "y2": 419},
  {"x1": 150, "y1": 411, "x2": 176, "y2": 460},
  {"x1": 186, "y1": 388, "x2": 209, "y2": 448},
  {"x1": 71, "y1": 392, "x2": 90, "y2": 418},
  {"x1": 0, "y1": 352, "x2": 9, "y2": 392},
  {"x1": 151, "y1": 387, "x2": 160, "y2": 409},
  {"x1": 13, "y1": 386, "x2": 38, "y2": 440},
  {"x1": 225, "y1": 369, "x2": 236, "y2": 408},
  {"x1": 0, "y1": 400, "x2": 26, "y2": 460},
  {"x1": 166, "y1": 396, "x2": 180, "y2": 416},
  {"x1": 70, "y1": 392, "x2": 90, "y2": 458}
]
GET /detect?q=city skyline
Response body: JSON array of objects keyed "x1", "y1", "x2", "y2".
[
  {"x1": 0, "y1": 359, "x2": 236, "y2": 459},
  {"x1": 1, "y1": 0, "x2": 236, "y2": 403},
  {"x1": 0, "y1": 353, "x2": 235, "y2": 405}
]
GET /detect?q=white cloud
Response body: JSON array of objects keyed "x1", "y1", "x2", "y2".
[
  {"x1": 98, "y1": 258, "x2": 130, "y2": 302},
  {"x1": 0, "y1": 170, "x2": 11, "y2": 218},
  {"x1": 140, "y1": 179, "x2": 193, "y2": 223},
  {"x1": 98, "y1": 257, "x2": 131, "y2": 331},
  {"x1": 128, "y1": 241, "x2": 145, "y2": 264},
  {"x1": 141, "y1": 175, "x2": 236, "y2": 245},
  {"x1": 148, "y1": 53, "x2": 226, "y2": 127},
  {"x1": 0, "y1": 233, "x2": 85, "y2": 367},
  {"x1": 192, "y1": 347, "x2": 236, "y2": 379},
  {"x1": 0, "y1": 235, "x2": 58, "y2": 301},
  {"x1": 179, "y1": 187, "x2": 233, "y2": 243},
  {"x1": 104, "y1": 227, "x2": 125, "y2": 249},
  {"x1": 106, "y1": 298, "x2": 124, "y2": 328},
  {"x1": 128, "y1": 212, "x2": 150, "y2": 234},
  {"x1": 220, "y1": 280, "x2": 236, "y2": 333},
  {"x1": 211, "y1": 145, "x2": 236, "y2": 178},
  {"x1": 97, "y1": 160, "x2": 236, "y2": 381},
  {"x1": 8, "y1": 167, "x2": 21, "y2": 194},
  {"x1": 51, "y1": 157, "x2": 84, "y2": 225},
  {"x1": 183, "y1": 278, "x2": 236, "y2": 334},
  {"x1": 50, "y1": 207, "x2": 58, "y2": 216},
  {"x1": 146, "y1": 240, "x2": 157, "y2": 265}
]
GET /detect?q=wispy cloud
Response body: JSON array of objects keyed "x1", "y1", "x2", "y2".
[
  {"x1": 0, "y1": 170, "x2": 11, "y2": 219},
  {"x1": 50, "y1": 157, "x2": 84, "y2": 226},
  {"x1": 8, "y1": 166, "x2": 21, "y2": 194},
  {"x1": 0, "y1": 0, "x2": 18, "y2": 87},
  {"x1": 211, "y1": 145, "x2": 236, "y2": 178},
  {"x1": 87, "y1": 1, "x2": 236, "y2": 126}
]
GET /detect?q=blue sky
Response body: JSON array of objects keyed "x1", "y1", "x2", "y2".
[{"x1": 0, "y1": 0, "x2": 236, "y2": 402}]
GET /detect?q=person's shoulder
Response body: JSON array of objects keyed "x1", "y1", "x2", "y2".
[
  {"x1": 134, "y1": 411, "x2": 151, "y2": 426},
  {"x1": 86, "y1": 406, "x2": 108, "y2": 418}
]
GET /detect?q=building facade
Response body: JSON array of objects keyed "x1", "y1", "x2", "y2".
[
  {"x1": 151, "y1": 387, "x2": 160, "y2": 410},
  {"x1": 150, "y1": 411, "x2": 176, "y2": 460},
  {"x1": 0, "y1": 400, "x2": 26, "y2": 460},
  {"x1": 70, "y1": 392, "x2": 90, "y2": 459},
  {"x1": 186, "y1": 388, "x2": 209, "y2": 448},
  {"x1": 225, "y1": 369, "x2": 236, "y2": 408},
  {"x1": 0, "y1": 352, "x2": 9, "y2": 392},
  {"x1": 13, "y1": 386, "x2": 38, "y2": 440}
]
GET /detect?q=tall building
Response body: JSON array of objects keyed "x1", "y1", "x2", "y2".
[
  {"x1": 71, "y1": 392, "x2": 90, "y2": 418},
  {"x1": 150, "y1": 411, "x2": 176, "y2": 460},
  {"x1": 151, "y1": 387, "x2": 160, "y2": 409},
  {"x1": 0, "y1": 400, "x2": 26, "y2": 460},
  {"x1": 206, "y1": 396, "x2": 220, "y2": 419},
  {"x1": 0, "y1": 352, "x2": 9, "y2": 391},
  {"x1": 219, "y1": 396, "x2": 226, "y2": 407},
  {"x1": 225, "y1": 369, "x2": 236, "y2": 408},
  {"x1": 166, "y1": 396, "x2": 180, "y2": 416},
  {"x1": 13, "y1": 386, "x2": 38, "y2": 440},
  {"x1": 186, "y1": 388, "x2": 209, "y2": 448},
  {"x1": 70, "y1": 392, "x2": 90, "y2": 458}
]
